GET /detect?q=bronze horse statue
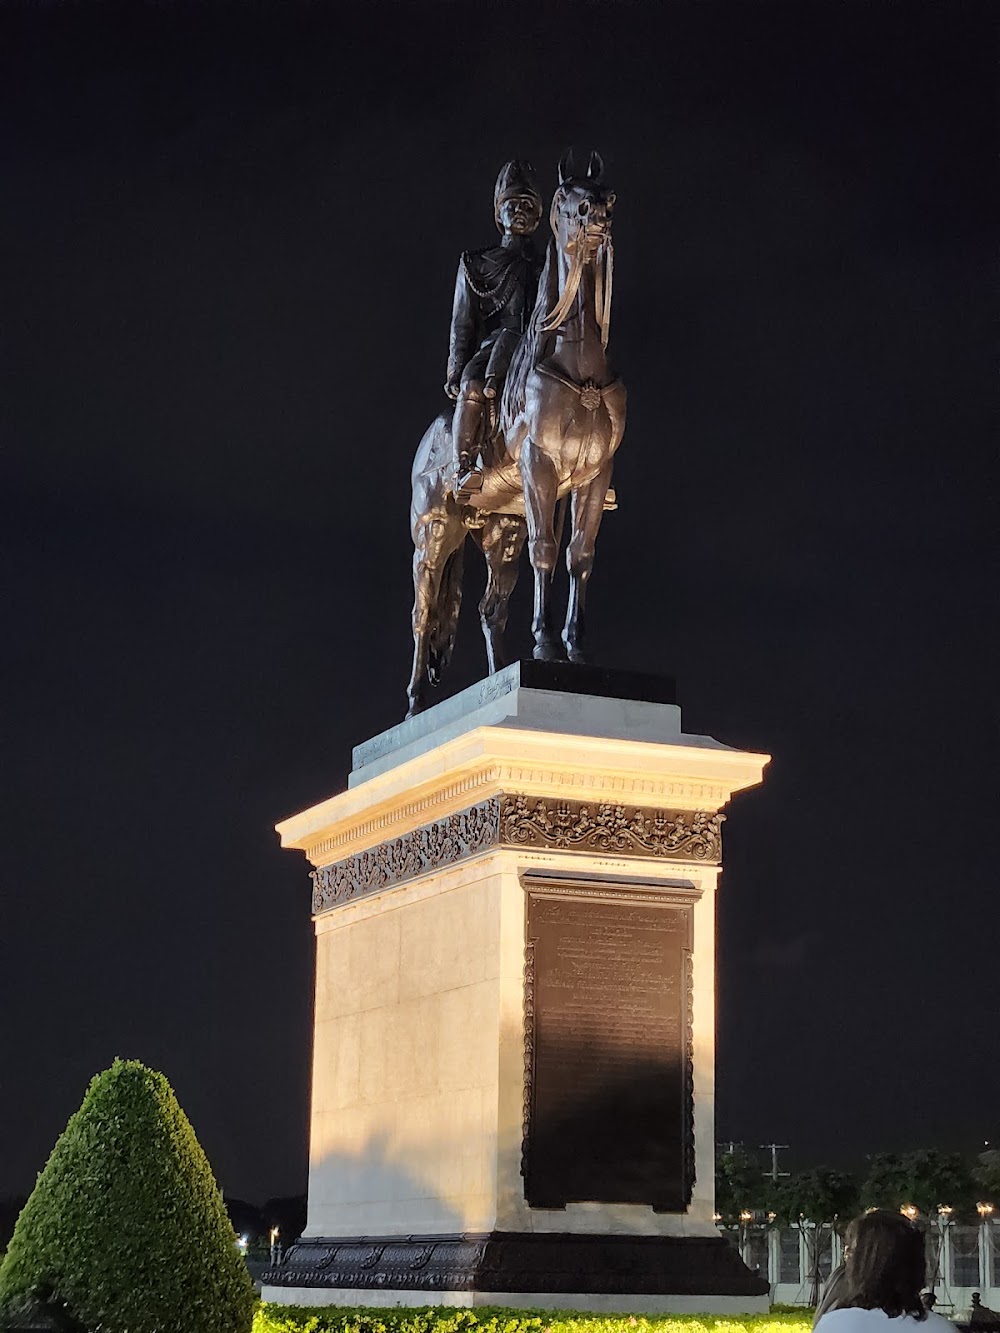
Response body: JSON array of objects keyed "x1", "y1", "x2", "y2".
[{"x1": 406, "y1": 151, "x2": 624, "y2": 717}]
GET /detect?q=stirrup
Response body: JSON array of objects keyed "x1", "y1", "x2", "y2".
[{"x1": 453, "y1": 466, "x2": 483, "y2": 501}]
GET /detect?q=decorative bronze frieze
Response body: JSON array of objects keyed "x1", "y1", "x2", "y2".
[
  {"x1": 263, "y1": 1230, "x2": 769, "y2": 1296},
  {"x1": 311, "y1": 795, "x2": 722, "y2": 914},
  {"x1": 311, "y1": 798, "x2": 499, "y2": 913},
  {"x1": 501, "y1": 794, "x2": 723, "y2": 861},
  {"x1": 521, "y1": 939, "x2": 536, "y2": 1180},
  {"x1": 682, "y1": 945, "x2": 696, "y2": 1199}
]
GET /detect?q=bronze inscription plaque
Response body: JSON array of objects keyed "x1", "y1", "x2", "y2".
[{"x1": 523, "y1": 886, "x2": 694, "y2": 1210}]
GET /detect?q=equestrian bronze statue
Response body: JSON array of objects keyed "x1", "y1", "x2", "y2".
[{"x1": 407, "y1": 150, "x2": 624, "y2": 717}]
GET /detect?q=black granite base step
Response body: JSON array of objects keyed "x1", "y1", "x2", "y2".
[
  {"x1": 513, "y1": 660, "x2": 677, "y2": 706},
  {"x1": 263, "y1": 1231, "x2": 767, "y2": 1297},
  {"x1": 354, "y1": 660, "x2": 679, "y2": 775}
]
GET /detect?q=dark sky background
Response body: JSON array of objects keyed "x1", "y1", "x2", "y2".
[{"x1": 1, "y1": 0, "x2": 995, "y2": 1206}]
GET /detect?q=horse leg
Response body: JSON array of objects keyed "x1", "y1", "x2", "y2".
[
  {"x1": 406, "y1": 539, "x2": 434, "y2": 718},
  {"x1": 520, "y1": 438, "x2": 562, "y2": 661},
  {"x1": 406, "y1": 517, "x2": 457, "y2": 717},
  {"x1": 562, "y1": 460, "x2": 613, "y2": 663},
  {"x1": 475, "y1": 514, "x2": 527, "y2": 675}
]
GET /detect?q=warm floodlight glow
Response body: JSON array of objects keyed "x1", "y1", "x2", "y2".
[
  {"x1": 739, "y1": 1209, "x2": 753, "y2": 1222},
  {"x1": 938, "y1": 1205, "x2": 954, "y2": 1217},
  {"x1": 901, "y1": 1204, "x2": 918, "y2": 1220},
  {"x1": 270, "y1": 1226, "x2": 280, "y2": 1244},
  {"x1": 978, "y1": 1202, "x2": 995, "y2": 1218}
]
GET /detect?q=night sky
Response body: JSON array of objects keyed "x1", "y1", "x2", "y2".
[{"x1": 1, "y1": 0, "x2": 995, "y2": 1207}]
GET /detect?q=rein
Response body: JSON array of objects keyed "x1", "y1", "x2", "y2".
[{"x1": 540, "y1": 221, "x2": 614, "y2": 350}]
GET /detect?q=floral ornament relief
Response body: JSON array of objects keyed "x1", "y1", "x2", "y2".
[
  {"x1": 311, "y1": 798, "x2": 500, "y2": 913},
  {"x1": 499, "y1": 794, "x2": 723, "y2": 862},
  {"x1": 311, "y1": 795, "x2": 722, "y2": 913}
]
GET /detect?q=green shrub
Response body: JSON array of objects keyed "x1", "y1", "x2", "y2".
[
  {"x1": 251, "y1": 1307, "x2": 812, "y2": 1333},
  {"x1": 0, "y1": 1058, "x2": 255, "y2": 1333}
]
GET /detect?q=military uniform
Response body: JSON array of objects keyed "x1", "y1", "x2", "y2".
[{"x1": 446, "y1": 161, "x2": 543, "y2": 499}]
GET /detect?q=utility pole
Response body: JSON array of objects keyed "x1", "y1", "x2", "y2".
[{"x1": 760, "y1": 1143, "x2": 790, "y2": 1182}]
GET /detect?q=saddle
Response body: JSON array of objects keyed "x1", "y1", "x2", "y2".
[{"x1": 453, "y1": 363, "x2": 622, "y2": 510}]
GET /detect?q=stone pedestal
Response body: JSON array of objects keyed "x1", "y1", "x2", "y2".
[{"x1": 262, "y1": 662, "x2": 770, "y2": 1312}]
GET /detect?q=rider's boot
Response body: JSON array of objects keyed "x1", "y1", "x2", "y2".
[
  {"x1": 455, "y1": 453, "x2": 484, "y2": 500},
  {"x1": 452, "y1": 393, "x2": 485, "y2": 501}
]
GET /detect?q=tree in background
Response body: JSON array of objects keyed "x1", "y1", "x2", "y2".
[
  {"x1": 973, "y1": 1150, "x2": 1000, "y2": 1204},
  {"x1": 0, "y1": 1059, "x2": 255, "y2": 1333},
  {"x1": 860, "y1": 1153, "x2": 910, "y2": 1212},
  {"x1": 861, "y1": 1149, "x2": 973, "y2": 1217},
  {"x1": 771, "y1": 1167, "x2": 859, "y2": 1305},
  {"x1": 716, "y1": 1144, "x2": 765, "y2": 1227},
  {"x1": 225, "y1": 1197, "x2": 265, "y2": 1244},
  {"x1": 262, "y1": 1195, "x2": 307, "y2": 1247},
  {"x1": 862, "y1": 1149, "x2": 975, "y2": 1290}
]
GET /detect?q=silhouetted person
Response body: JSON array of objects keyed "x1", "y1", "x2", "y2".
[
  {"x1": 920, "y1": 1292, "x2": 938, "y2": 1315},
  {"x1": 815, "y1": 1261, "x2": 851, "y2": 1325},
  {"x1": 814, "y1": 1210, "x2": 954, "y2": 1333},
  {"x1": 969, "y1": 1293, "x2": 1000, "y2": 1326}
]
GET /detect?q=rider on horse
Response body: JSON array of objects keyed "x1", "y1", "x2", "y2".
[{"x1": 444, "y1": 160, "x2": 544, "y2": 501}]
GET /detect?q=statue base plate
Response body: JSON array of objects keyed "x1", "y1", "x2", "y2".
[{"x1": 261, "y1": 1231, "x2": 768, "y2": 1314}]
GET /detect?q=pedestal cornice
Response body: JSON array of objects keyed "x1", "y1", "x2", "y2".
[{"x1": 278, "y1": 724, "x2": 769, "y2": 870}]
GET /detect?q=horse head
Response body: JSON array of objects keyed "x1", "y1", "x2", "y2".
[
  {"x1": 551, "y1": 148, "x2": 616, "y2": 263},
  {"x1": 532, "y1": 149, "x2": 615, "y2": 346}
]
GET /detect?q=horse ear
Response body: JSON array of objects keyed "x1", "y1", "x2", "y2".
[
  {"x1": 558, "y1": 149, "x2": 575, "y2": 184},
  {"x1": 587, "y1": 150, "x2": 605, "y2": 183}
]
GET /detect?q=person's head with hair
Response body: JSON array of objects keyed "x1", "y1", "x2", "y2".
[{"x1": 844, "y1": 1210, "x2": 927, "y2": 1319}]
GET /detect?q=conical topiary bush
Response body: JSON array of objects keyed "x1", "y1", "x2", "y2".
[{"x1": 0, "y1": 1059, "x2": 255, "y2": 1333}]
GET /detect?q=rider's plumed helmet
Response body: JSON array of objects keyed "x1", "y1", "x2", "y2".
[{"x1": 493, "y1": 160, "x2": 543, "y2": 230}]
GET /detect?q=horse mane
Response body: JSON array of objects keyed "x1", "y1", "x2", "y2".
[
  {"x1": 500, "y1": 208, "x2": 611, "y2": 433},
  {"x1": 500, "y1": 237, "x2": 558, "y2": 435}
]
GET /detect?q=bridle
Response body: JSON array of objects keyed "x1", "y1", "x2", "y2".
[{"x1": 540, "y1": 186, "x2": 614, "y2": 350}]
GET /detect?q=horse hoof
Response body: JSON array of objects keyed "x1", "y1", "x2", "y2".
[
  {"x1": 533, "y1": 641, "x2": 563, "y2": 663},
  {"x1": 566, "y1": 647, "x2": 588, "y2": 665},
  {"x1": 405, "y1": 700, "x2": 426, "y2": 720}
]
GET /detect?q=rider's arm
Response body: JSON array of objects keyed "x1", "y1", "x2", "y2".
[{"x1": 446, "y1": 259, "x2": 477, "y2": 388}]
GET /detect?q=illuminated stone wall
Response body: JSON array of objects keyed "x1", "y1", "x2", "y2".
[{"x1": 267, "y1": 673, "x2": 770, "y2": 1309}]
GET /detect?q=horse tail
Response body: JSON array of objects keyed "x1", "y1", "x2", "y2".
[{"x1": 427, "y1": 541, "x2": 465, "y2": 685}]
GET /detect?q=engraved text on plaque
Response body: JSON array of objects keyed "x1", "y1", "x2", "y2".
[{"x1": 523, "y1": 883, "x2": 695, "y2": 1211}]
